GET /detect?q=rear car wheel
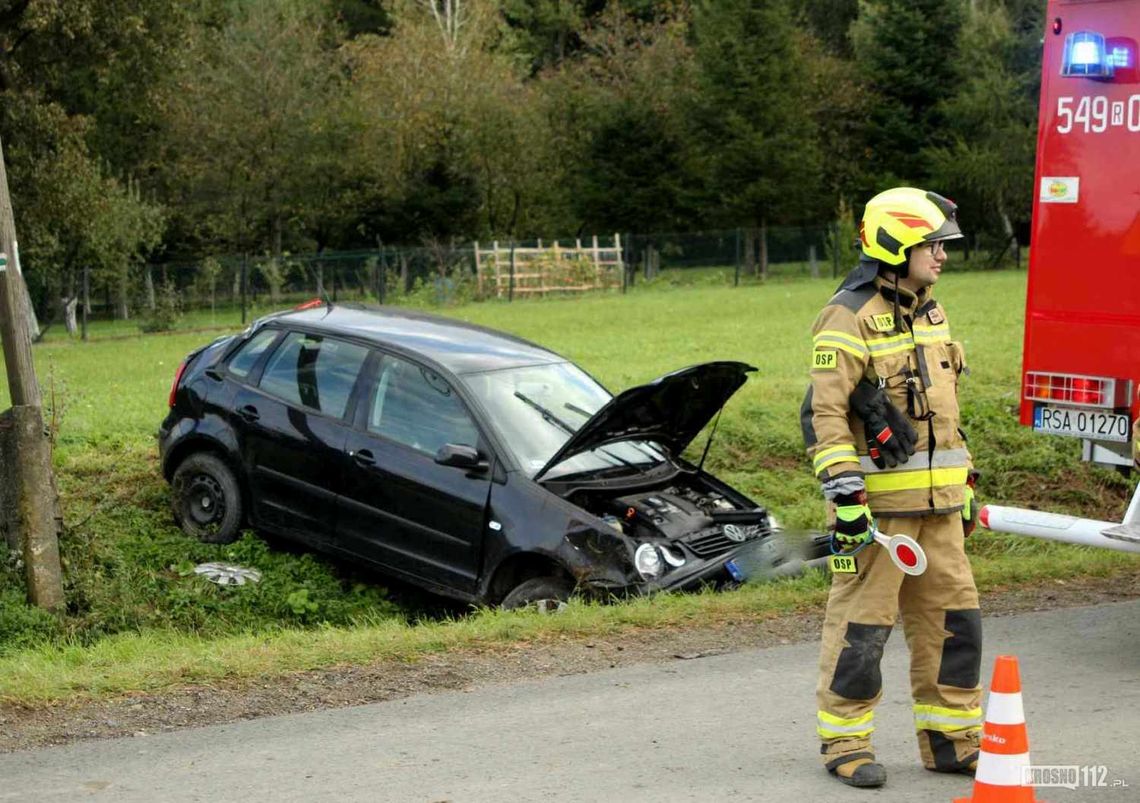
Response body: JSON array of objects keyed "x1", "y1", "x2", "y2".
[
  {"x1": 171, "y1": 453, "x2": 243, "y2": 544},
  {"x1": 501, "y1": 576, "x2": 572, "y2": 612}
]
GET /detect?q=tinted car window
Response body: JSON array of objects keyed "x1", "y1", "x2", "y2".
[
  {"x1": 368, "y1": 355, "x2": 479, "y2": 455},
  {"x1": 258, "y1": 332, "x2": 368, "y2": 419},
  {"x1": 227, "y1": 329, "x2": 279, "y2": 379}
]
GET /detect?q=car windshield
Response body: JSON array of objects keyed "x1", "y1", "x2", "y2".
[{"x1": 462, "y1": 362, "x2": 667, "y2": 479}]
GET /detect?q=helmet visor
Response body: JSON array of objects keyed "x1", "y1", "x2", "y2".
[{"x1": 923, "y1": 192, "x2": 964, "y2": 242}]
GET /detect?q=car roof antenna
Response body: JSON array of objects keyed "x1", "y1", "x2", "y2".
[{"x1": 696, "y1": 407, "x2": 723, "y2": 475}]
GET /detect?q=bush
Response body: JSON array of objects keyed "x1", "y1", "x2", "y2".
[
  {"x1": 139, "y1": 281, "x2": 182, "y2": 333},
  {"x1": 825, "y1": 198, "x2": 861, "y2": 272}
]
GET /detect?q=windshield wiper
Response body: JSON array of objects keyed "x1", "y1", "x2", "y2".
[
  {"x1": 563, "y1": 402, "x2": 664, "y2": 464},
  {"x1": 516, "y1": 392, "x2": 635, "y2": 471},
  {"x1": 514, "y1": 391, "x2": 577, "y2": 435},
  {"x1": 559, "y1": 400, "x2": 661, "y2": 470},
  {"x1": 564, "y1": 401, "x2": 593, "y2": 418}
]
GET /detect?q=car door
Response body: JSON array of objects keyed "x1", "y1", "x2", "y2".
[
  {"x1": 337, "y1": 352, "x2": 492, "y2": 595},
  {"x1": 233, "y1": 330, "x2": 369, "y2": 544}
]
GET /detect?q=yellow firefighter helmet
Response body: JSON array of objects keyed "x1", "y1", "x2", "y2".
[{"x1": 859, "y1": 187, "x2": 964, "y2": 266}]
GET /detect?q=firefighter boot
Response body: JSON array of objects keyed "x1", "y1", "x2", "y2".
[
  {"x1": 920, "y1": 728, "x2": 980, "y2": 775},
  {"x1": 822, "y1": 742, "x2": 887, "y2": 788}
]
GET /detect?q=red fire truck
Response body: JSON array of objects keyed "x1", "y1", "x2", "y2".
[
  {"x1": 981, "y1": 0, "x2": 1140, "y2": 551},
  {"x1": 1019, "y1": 0, "x2": 1140, "y2": 467}
]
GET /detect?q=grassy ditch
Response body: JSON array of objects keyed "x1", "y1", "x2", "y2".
[
  {"x1": 1, "y1": 270, "x2": 1137, "y2": 705},
  {"x1": 3, "y1": 547, "x2": 1135, "y2": 706}
]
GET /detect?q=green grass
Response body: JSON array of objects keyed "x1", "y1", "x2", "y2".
[
  {"x1": 1, "y1": 269, "x2": 1137, "y2": 705},
  {"x1": 4, "y1": 543, "x2": 1134, "y2": 705}
]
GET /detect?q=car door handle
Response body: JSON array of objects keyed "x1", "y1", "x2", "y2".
[
  {"x1": 351, "y1": 449, "x2": 376, "y2": 468},
  {"x1": 238, "y1": 405, "x2": 260, "y2": 423}
]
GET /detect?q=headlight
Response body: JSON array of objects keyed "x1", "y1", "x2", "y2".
[
  {"x1": 768, "y1": 514, "x2": 783, "y2": 532},
  {"x1": 660, "y1": 545, "x2": 686, "y2": 568},
  {"x1": 634, "y1": 543, "x2": 664, "y2": 580}
]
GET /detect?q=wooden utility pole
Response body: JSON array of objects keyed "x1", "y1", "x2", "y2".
[{"x1": 0, "y1": 133, "x2": 64, "y2": 612}]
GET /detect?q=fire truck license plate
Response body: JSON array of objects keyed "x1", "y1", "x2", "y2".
[{"x1": 1033, "y1": 406, "x2": 1130, "y2": 443}]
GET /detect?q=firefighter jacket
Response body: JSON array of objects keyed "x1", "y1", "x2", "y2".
[{"x1": 801, "y1": 267, "x2": 973, "y2": 516}]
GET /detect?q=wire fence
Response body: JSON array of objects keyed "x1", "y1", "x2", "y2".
[{"x1": 45, "y1": 224, "x2": 1022, "y2": 339}]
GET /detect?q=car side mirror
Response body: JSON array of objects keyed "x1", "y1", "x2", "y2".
[{"x1": 435, "y1": 443, "x2": 487, "y2": 471}]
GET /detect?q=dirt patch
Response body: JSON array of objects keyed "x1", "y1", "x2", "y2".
[{"x1": 2, "y1": 568, "x2": 1139, "y2": 754}]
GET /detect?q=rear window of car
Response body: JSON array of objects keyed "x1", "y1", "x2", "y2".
[
  {"x1": 226, "y1": 329, "x2": 280, "y2": 379},
  {"x1": 258, "y1": 331, "x2": 369, "y2": 419}
]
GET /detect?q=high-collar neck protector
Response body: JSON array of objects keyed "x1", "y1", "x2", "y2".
[{"x1": 874, "y1": 274, "x2": 927, "y2": 314}]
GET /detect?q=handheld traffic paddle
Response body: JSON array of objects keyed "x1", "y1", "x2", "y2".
[{"x1": 871, "y1": 527, "x2": 927, "y2": 575}]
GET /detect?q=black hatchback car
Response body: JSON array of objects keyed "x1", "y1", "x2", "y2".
[{"x1": 159, "y1": 303, "x2": 805, "y2": 608}]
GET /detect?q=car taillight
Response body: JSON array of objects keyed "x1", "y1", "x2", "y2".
[
  {"x1": 169, "y1": 360, "x2": 188, "y2": 408},
  {"x1": 1023, "y1": 372, "x2": 1121, "y2": 408}
]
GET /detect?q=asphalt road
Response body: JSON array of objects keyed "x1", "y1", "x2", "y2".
[{"x1": 2, "y1": 601, "x2": 1137, "y2": 802}]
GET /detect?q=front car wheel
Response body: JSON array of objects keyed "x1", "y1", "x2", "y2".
[{"x1": 500, "y1": 576, "x2": 573, "y2": 612}]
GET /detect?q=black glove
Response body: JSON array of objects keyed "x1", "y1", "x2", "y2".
[
  {"x1": 850, "y1": 379, "x2": 917, "y2": 469},
  {"x1": 833, "y1": 490, "x2": 873, "y2": 552}
]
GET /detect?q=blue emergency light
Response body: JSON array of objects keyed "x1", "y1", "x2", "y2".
[{"x1": 1062, "y1": 31, "x2": 1112, "y2": 77}]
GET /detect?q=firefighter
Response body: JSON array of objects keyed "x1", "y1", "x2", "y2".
[{"x1": 801, "y1": 187, "x2": 982, "y2": 788}]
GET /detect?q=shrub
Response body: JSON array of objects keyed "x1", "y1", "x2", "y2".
[{"x1": 139, "y1": 281, "x2": 182, "y2": 333}]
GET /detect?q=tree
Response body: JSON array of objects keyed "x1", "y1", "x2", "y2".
[
  {"x1": 851, "y1": 0, "x2": 967, "y2": 191},
  {"x1": 795, "y1": 0, "x2": 859, "y2": 57},
  {"x1": 499, "y1": 1, "x2": 671, "y2": 75},
  {"x1": 538, "y1": 4, "x2": 700, "y2": 234},
  {"x1": 923, "y1": 0, "x2": 1040, "y2": 256},
  {"x1": 333, "y1": 0, "x2": 392, "y2": 38},
  {"x1": 0, "y1": 0, "x2": 182, "y2": 320},
  {"x1": 158, "y1": 0, "x2": 351, "y2": 257},
  {"x1": 2, "y1": 96, "x2": 161, "y2": 325},
  {"x1": 688, "y1": 0, "x2": 824, "y2": 272},
  {"x1": 500, "y1": 0, "x2": 596, "y2": 73},
  {"x1": 348, "y1": 0, "x2": 559, "y2": 241}
]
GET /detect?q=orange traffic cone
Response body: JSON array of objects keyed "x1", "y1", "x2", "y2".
[{"x1": 954, "y1": 655, "x2": 1040, "y2": 803}]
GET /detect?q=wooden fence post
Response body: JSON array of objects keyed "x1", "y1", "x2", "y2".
[
  {"x1": 0, "y1": 133, "x2": 63, "y2": 612},
  {"x1": 473, "y1": 241, "x2": 483, "y2": 297},
  {"x1": 492, "y1": 240, "x2": 502, "y2": 298}
]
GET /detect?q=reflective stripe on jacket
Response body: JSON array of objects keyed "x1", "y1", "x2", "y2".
[{"x1": 801, "y1": 275, "x2": 972, "y2": 516}]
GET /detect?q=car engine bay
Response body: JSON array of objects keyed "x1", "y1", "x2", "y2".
[{"x1": 574, "y1": 482, "x2": 774, "y2": 558}]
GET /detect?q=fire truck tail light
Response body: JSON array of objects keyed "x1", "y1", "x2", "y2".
[{"x1": 1024, "y1": 372, "x2": 1122, "y2": 408}]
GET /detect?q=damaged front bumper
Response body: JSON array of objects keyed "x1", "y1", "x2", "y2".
[{"x1": 574, "y1": 533, "x2": 821, "y2": 600}]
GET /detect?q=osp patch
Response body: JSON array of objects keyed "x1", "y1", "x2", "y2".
[
  {"x1": 813, "y1": 349, "x2": 838, "y2": 370},
  {"x1": 867, "y1": 313, "x2": 895, "y2": 332}
]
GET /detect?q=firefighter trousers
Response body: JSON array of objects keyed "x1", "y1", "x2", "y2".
[{"x1": 816, "y1": 512, "x2": 983, "y2": 771}]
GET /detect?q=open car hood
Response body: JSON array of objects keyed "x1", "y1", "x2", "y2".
[{"x1": 534, "y1": 361, "x2": 756, "y2": 480}]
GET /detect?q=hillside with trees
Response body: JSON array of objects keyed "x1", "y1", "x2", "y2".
[{"x1": 0, "y1": 0, "x2": 1043, "y2": 318}]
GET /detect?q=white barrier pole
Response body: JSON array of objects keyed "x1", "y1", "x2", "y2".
[{"x1": 980, "y1": 503, "x2": 1140, "y2": 554}]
